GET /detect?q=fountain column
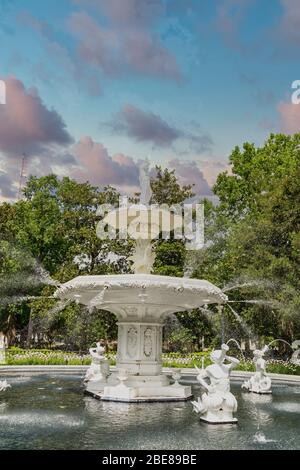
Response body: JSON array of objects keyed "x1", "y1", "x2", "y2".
[{"x1": 117, "y1": 321, "x2": 163, "y2": 376}]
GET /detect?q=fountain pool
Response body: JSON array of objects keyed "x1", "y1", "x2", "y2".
[{"x1": 0, "y1": 373, "x2": 299, "y2": 450}]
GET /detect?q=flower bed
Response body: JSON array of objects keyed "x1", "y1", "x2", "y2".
[{"x1": 3, "y1": 348, "x2": 300, "y2": 375}]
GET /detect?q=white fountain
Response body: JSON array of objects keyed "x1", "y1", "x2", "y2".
[{"x1": 55, "y1": 162, "x2": 227, "y2": 402}]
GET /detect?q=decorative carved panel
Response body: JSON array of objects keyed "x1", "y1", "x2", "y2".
[{"x1": 127, "y1": 327, "x2": 138, "y2": 358}]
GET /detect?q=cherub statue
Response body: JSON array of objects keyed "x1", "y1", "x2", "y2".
[
  {"x1": 291, "y1": 340, "x2": 300, "y2": 366},
  {"x1": 242, "y1": 346, "x2": 272, "y2": 394},
  {"x1": 191, "y1": 343, "x2": 240, "y2": 423},
  {"x1": 0, "y1": 380, "x2": 11, "y2": 392},
  {"x1": 85, "y1": 341, "x2": 110, "y2": 383}
]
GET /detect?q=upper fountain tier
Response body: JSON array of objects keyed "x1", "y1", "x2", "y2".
[{"x1": 55, "y1": 273, "x2": 227, "y2": 321}]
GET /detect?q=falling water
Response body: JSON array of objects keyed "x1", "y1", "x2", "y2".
[
  {"x1": 228, "y1": 299, "x2": 278, "y2": 307},
  {"x1": 47, "y1": 299, "x2": 72, "y2": 316},
  {"x1": 226, "y1": 338, "x2": 245, "y2": 361},
  {"x1": 0, "y1": 295, "x2": 54, "y2": 307},
  {"x1": 226, "y1": 303, "x2": 254, "y2": 338},
  {"x1": 267, "y1": 339, "x2": 293, "y2": 350}
]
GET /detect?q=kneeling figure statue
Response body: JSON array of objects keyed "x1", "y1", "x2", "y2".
[
  {"x1": 242, "y1": 346, "x2": 272, "y2": 394},
  {"x1": 85, "y1": 341, "x2": 110, "y2": 386},
  {"x1": 191, "y1": 344, "x2": 240, "y2": 424}
]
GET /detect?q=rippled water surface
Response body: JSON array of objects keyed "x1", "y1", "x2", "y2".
[{"x1": 0, "y1": 374, "x2": 299, "y2": 450}]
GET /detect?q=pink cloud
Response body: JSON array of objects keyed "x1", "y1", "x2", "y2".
[
  {"x1": 73, "y1": 0, "x2": 165, "y2": 27},
  {"x1": 278, "y1": 0, "x2": 300, "y2": 43},
  {"x1": 68, "y1": 8, "x2": 180, "y2": 80},
  {"x1": 201, "y1": 160, "x2": 231, "y2": 186},
  {"x1": 168, "y1": 159, "x2": 212, "y2": 197},
  {"x1": 72, "y1": 136, "x2": 139, "y2": 189},
  {"x1": 0, "y1": 76, "x2": 72, "y2": 158},
  {"x1": 278, "y1": 101, "x2": 300, "y2": 134}
]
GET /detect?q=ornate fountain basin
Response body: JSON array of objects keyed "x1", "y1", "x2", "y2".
[{"x1": 55, "y1": 274, "x2": 227, "y2": 319}]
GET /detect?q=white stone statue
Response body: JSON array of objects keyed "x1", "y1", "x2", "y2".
[
  {"x1": 139, "y1": 159, "x2": 152, "y2": 205},
  {"x1": 191, "y1": 343, "x2": 240, "y2": 423},
  {"x1": 291, "y1": 340, "x2": 300, "y2": 366},
  {"x1": 0, "y1": 333, "x2": 6, "y2": 364},
  {"x1": 0, "y1": 380, "x2": 11, "y2": 392},
  {"x1": 85, "y1": 341, "x2": 110, "y2": 383},
  {"x1": 242, "y1": 346, "x2": 272, "y2": 394}
]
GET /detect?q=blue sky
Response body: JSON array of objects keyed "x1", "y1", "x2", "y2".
[{"x1": 0, "y1": 0, "x2": 299, "y2": 200}]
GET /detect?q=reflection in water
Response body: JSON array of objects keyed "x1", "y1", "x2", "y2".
[
  {"x1": 0, "y1": 374, "x2": 299, "y2": 450},
  {"x1": 0, "y1": 411, "x2": 85, "y2": 428},
  {"x1": 253, "y1": 431, "x2": 276, "y2": 444},
  {"x1": 272, "y1": 402, "x2": 300, "y2": 413}
]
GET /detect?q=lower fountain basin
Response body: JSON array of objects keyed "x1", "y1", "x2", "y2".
[{"x1": 0, "y1": 373, "x2": 299, "y2": 450}]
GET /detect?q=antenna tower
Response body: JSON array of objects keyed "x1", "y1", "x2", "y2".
[{"x1": 18, "y1": 153, "x2": 28, "y2": 200}]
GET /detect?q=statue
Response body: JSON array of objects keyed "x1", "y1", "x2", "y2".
[
  {"x1": 191, "y1": 344, "x2": 240, "y2": 423},
  {"x1": 0, "y1": 380, "x2": 10, "y2": 392},
  {"x1": 242, "y1": 346, "x2": 272, "y2": 394},
  {"x1": 0, "y1": 333, "x2": 6, "y2": 364},
  {"x1": 291, "y1": 340, "x2": 300, "y2": 366},
  {"x1": 139, "y1": 159, "x2": 152, "y2": 205},
  {"x1": 85, "y1": 341, "x2": 110, "y2": 384}
]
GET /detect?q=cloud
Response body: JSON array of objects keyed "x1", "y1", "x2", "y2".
[
  {"x1": 278, "y1": 0, "x2": 300, "y2": 44},
  {"x1": 68, "y1": 6, "x2": 181, "y2": 80},
  {"x1": 168, "y1": 159, "x2": 212, "y2": 197},
  {"x1": 71, "y1": 136, "x2": 140, "y2": 190},
  {"x1": 108, "y1": 104, "x2": 213, "y2": 153},
  {"x1": 73, "y1": 0, "x2": 165, "y2": 27},
  {"x1": 109, "y1": 104, "x2": 180, "y2": 147},
  {"x1": 201, "y1": 160, "x2": 231, "y2": 186},
  {"x1": 0, "y1": 172, "x2": 16, "y2": 199},
  {"x1": 0, "y1": 76, "x2": 74, "y2": 200},
  {"x1": 0, "y1": 76, "x2": 73, "y2": 158},
  {"x1": 17, "y1": 11, "x2": 102, "y2": 97},
  {"x1": 278, "y1": 101, "x2": 300, "y2": 134}
]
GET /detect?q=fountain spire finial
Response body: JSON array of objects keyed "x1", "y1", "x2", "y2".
[{"x1": 139, "y1": 159, "x2": 153, "y2": 205}]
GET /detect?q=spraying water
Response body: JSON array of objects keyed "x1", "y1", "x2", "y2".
[
  {"x1": 226, "y1": 303, "x2": 254, "y2": 338},
  {"x1": 226, "y1": 338, "x2": 245, "y2": 362},
  {"x1": 228, "y1": 299, "x2": 278, "y2": 307},
  {"x1": 267, "y1": 339, "x2": 293, "y2": 350},
  {"x1": 222, "y1": 279, "x2": 274, "y2": 293}
]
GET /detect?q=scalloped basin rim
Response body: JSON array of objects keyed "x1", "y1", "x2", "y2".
[{"x1": 55, "y1": 274, "x2": 228, "y2": 307}]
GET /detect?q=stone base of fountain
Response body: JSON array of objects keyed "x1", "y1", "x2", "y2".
[
  {"x1": 86, "y1": 372, "x2": 192, "y2": 402},
  {"x1": 200, "y1": 414, "x2": 238, "y2": 424}
]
